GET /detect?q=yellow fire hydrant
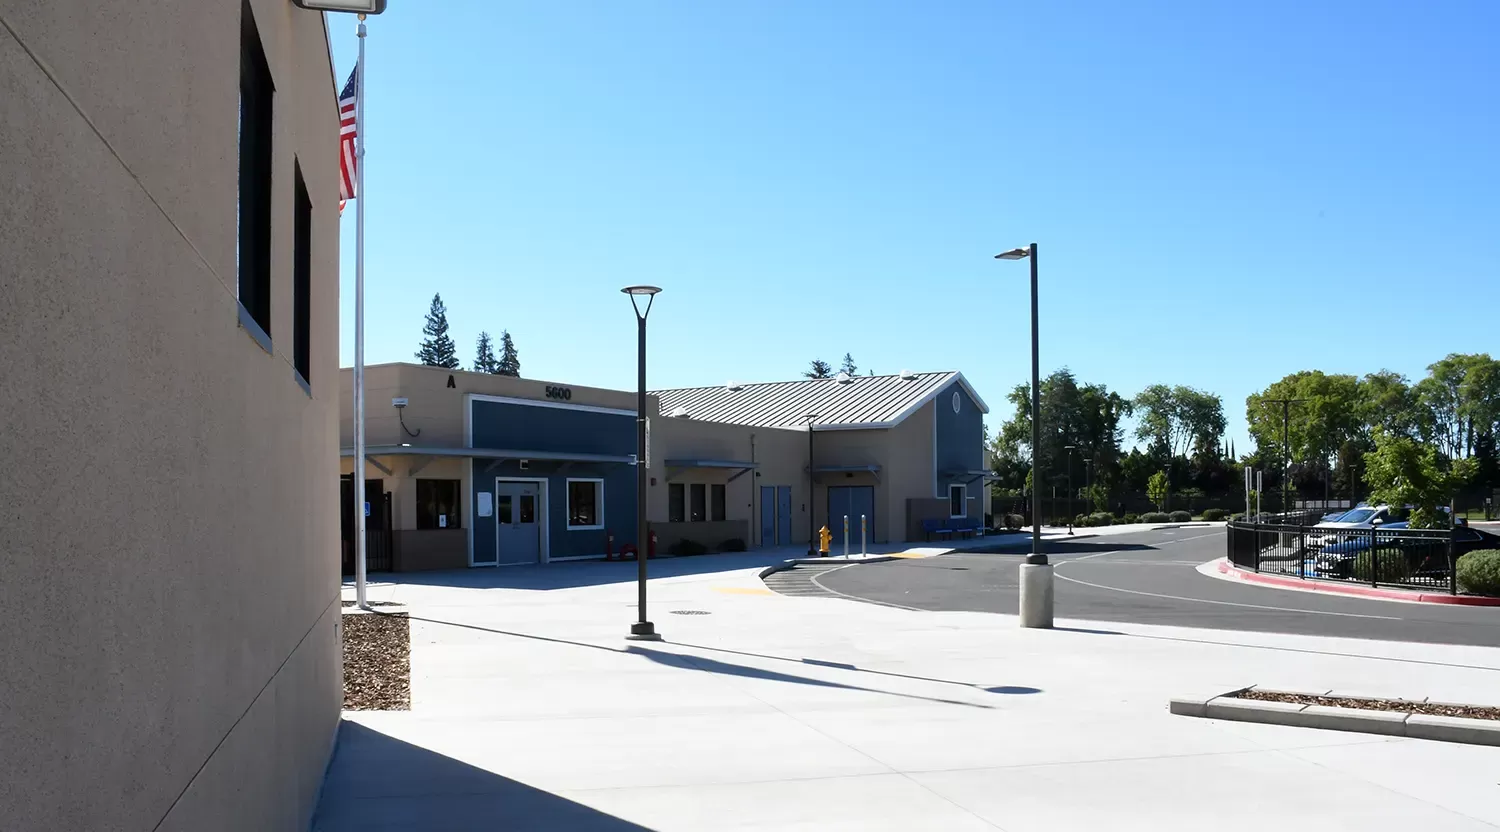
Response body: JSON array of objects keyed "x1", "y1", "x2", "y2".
[{"x1": 818, "y1": 525, "x2": 832, "y2": 556}]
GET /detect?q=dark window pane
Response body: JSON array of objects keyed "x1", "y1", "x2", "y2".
[
  {"x1": 416, "y1": 480, "x2": 461, "y2": 530},
  {"x1": 950, "y1": 486, "x2": 965, "y2": 517},
  {"x1": 711, "y1": 484, "x2": 726, "y2": 522},
  {"x1": 237, "y1": 1, "x2": 273, "y2": 338},
  {"x1": 690, "y1": 484, "x2": 706, "y2": 522},
  {"x1": 568, "y1": 480, "x2": 600, "y2": 527},
  {"x1": 292, "y1": 162, "x2": 312, "y2": 383},
  {"x1": 669, "y1": 483, "x2": 685, "y2": 523},
  {"x1": 497, "y1": 495, "x2": 513, "y2": 524},
  {"x1": 519, "y1": 494, "x2": 536, "y2": 524}
]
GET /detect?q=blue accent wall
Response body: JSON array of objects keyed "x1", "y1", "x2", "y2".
[
  {"x1": 469, "y1": 398, "x2": 639, "y2": 562},
  {"x1": 934, "y1": 381, "x2": 984, "y2": 512}
]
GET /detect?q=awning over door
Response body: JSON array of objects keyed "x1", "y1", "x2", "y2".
[
  {"x1": 813, "y1": 464, "x2": 882, "y2": 483},
  {"x1": 941, "y1": 469, "x2": 998, "y2": 485},
  {"x1": 663, "y1": 459, "x2": 758, "y2": 482},
  {"x1": 340, "y1": 444, "x2": 636, "y2": 476}
]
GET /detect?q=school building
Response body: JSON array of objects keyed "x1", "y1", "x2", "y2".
[{"x1": 340, "y1": 363, "x2": 991, "y2": 570}]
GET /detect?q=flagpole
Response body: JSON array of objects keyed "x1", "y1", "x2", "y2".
[{"x1": 353, "y1": 13, "x2": 369, "y2": 610}]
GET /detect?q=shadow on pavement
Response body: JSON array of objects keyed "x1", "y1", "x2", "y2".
[
  {"x1": 960, "y1": 541, "x2": 1160, "y2": 556},
  {"x1": 403, "y1": 615, "x2": 1040, "y2": 708},
  {"x1": 347, "y1": 550, "x2": 790, "y2": 591},
  {"x1": 315, "y1": 721, "x2": 653, "y2": 831}
]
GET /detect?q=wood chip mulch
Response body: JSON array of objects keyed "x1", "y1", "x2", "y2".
[
  {"x1": 341, "y1": 611, "x2": 410, "y2": 711},
  {"x1": 1232, "y1": 688, "x2": 1500, "y2": 720}
]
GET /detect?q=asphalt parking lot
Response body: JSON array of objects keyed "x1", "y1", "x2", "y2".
[{"x1": 817, "y1": 526, "x2": 1500, "y2": 647}]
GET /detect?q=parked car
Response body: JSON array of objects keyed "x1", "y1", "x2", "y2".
[
  {"x1": 1303, "y1": 505, "x2": 1407, "y2": 551},
  {"x1": 1313, "y1": 520, "x2": 1497, "y2": 580}
]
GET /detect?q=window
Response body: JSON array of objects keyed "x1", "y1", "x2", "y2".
[
  {"x1": 949, "y1": 484, "x2": 966, "y2": 518},
  {"x1": 416, "y1": 480, "x2": 461, "y2": 530},
  {"x1": 689, "y1": 483, "x2": 706, "y2": 522},
  {"x1": 237, "y1": 1, "x2": 274, "y2": 349},
  {"x1": 497, "y1": 494, "x2": 513, "y2": 524},
  {"x1": 567, "y1": 479, "x2": 604, "y2": 529},
  {"x1": 668, "y1": 483, "x2": 685, "y2": 523},
  {"x1": 711, "y1": 484, "x2": 726, "y2": 522},
  {"x1": 292, "y1": 161, "x2": 312, "y2": 388}
]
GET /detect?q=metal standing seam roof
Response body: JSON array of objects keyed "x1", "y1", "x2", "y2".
[{"x1": 651, "y1": 371, "x2": 987, "y2": 430}]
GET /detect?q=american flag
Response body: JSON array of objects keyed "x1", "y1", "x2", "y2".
[{"x1": 338, "y1": 67, "x2": 358, "y2": 211}]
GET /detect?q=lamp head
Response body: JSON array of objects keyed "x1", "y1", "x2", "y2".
[
  {"x1": 994, "y1": 247, "x2": 1031, "y2": 260},
  {"x1": 621, "y1": 285, "x2": 662, "y2": 319}
]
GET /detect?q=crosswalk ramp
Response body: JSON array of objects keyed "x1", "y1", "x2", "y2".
[{"x1": 761, "y1": 563, "x2": 847, "y2": 598}]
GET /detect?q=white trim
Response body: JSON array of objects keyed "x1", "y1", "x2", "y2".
[
  {"x1": 468, "y1": 392, "x2": 636, "y2": 418},
  {"x1": 565, "y1": 477, "x2": 606, "y2": 530},
  {"x1": 480, "y1": 476, "x2": 549, "y2": 567},
  {"x1": 948, "y1": 483, "x2": 967, "y2": 519},
  {"x1": 886, "y1": 372, "x2": 990, "y2": 427},
  {"x1": 464, "y1": 397, "x2": 475, "y2": 564}
]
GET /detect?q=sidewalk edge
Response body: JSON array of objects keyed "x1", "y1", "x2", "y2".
[{"x1": 1209, "y1": 558, "x2": 1500, "y2": 607}]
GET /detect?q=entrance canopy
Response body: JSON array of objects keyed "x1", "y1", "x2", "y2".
[
  {"x1": 663, "y1": 458, "x2": 757, "y2": 482},
  {"x1": 341, "y1": 444, "x2": 636, "y2": 476}
]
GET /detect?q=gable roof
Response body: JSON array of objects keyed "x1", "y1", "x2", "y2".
[{"x1": 652, "y1": 371, "x2": 988, "y2": 430}]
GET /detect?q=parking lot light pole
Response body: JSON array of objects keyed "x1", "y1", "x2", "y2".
[
  {"x1": 1064, "y1": 445, "x2": 1076, "y2": 534},
  {"x1": 996, "y1": 243, "x2": 1052, "y2": 628},
  {"x1": 623, "y1": 285, "x2": 663, "y2": 642}
]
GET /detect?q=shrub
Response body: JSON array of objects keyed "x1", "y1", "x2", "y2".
[
  {"x1": 1004, "y1": 513, "x2": 1024, "y2": 530},
  {"x1": 1089, "y1": 512, "x2": 1113, "y2": 527},
  {"x1": 1122, "y1": 513, "x2": 1139, "y2": 524},
  {"x1": 1139, "y1": 512, "x2": 1170, "y2": 524},
  {"x1": 1168, "y1": 510, "x2": 1192, "y2": 523},
  {"x1": 1229, "y1": 513, "x2": 1246, "y2": 521},
  {"x1": 1201, "y1": 508, "x2": 1228, "y2": 521},
  {"x1": 1456, "y1": 549, "x2": 1500, "y2": 596},
  {"x1": 668, "y1": 538, "x2": 708, "y2": 557},
  {"x1": 718, "y1": 538, "x2": 747, "y2": 553},
  {"x1": 1074, "y1": 513, "x2": 1091, "y2": 528},
  {"x1": 1352, "y1": 547, "x2": 1412, "y2": 583}
]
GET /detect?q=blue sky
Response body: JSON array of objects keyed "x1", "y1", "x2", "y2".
[{"x1": 330, "y1": 0, "x2": 1498, "y2": 451}]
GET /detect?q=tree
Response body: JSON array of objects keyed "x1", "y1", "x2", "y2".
[
  {"x1": 804, "y1": 359, "x2": 833, "y2": 379},
  {"x1": 1135, "y1": 385, "x2": 1225, "y2": 460},
  {"x1": 1364, "y1": 428, "x2": 1456, "y2": 528},
  {"x1": 415, "y1": 293, "x2": 460, "y2": 369},
  {"x1": 1246, "y1": 371, "x2": 1361, "y2": 498},
  {"x1": 840, "y1": 353, "x2": 858, "y2": 376},
  {"x1": 1417, "y1": 353, "x2": 1500, "y2": 460},
  {"x1": 1358, "y1": 370, "x2": 1421, "y2": 442},
  {"x1": 497, "y1": 330, "x2": 521, "y2": 377},
  {"x1": 995, "y1": 369, "x2": 1130, "y2": 499},
  {"x1": 1147, "y1": 470, "x2": 1169, "y2": 511},
  {"x1": 473, "y1": 331, "x2": 499, "y2": 374}
]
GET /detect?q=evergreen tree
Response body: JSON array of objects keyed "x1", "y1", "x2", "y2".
[
  {"x1": 804, "y1": 359, "x2": 833, "y2": 379},
  {"x1": 840, "y1": 353, "x2": 858, "y2": 376},
  {"x1": 497, "y1": 330, "x2": 521, "y2": 377},
  {"x1": 415, "y1": 293, "x2": 460, "y2": 369},
  {"x1": 474, "y1": 331, "x2": 499, "y2": 374}
]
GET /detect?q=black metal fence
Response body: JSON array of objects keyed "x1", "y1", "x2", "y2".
[{"x1": 1226, "y1": 519, "x2": 1457, "y2": 594}]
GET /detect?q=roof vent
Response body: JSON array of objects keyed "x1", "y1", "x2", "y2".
[
  {"x1": 725, "y1": 381, "x2": 744, "y2": 392},
  {"x1": 835, "y1": 372, "x2": 853, "y2": 384},
  {"x1": 668, "y1": 406, "x2": 691, "y2": 418},
  {"x1": 898, "y1": 369, "x2": 916, "y2": 380}
]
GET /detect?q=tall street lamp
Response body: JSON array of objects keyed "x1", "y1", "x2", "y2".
[
  {"x1": 623, "y1": 285, "x2": 663, "y2": 642},
  {"x1": 1083, "y1": 458, "x2": 1094, "y2": 515},
  {"x1": 1064, "y1": 445, "x2": 1076, "y2": 535},
  {"x1": 995, "y1": 243, "x2": 1044, "y2": 566},
  {"x1": 805, "y1": 411, "x2": 819, "y2": 557},
  {"x1": 997, "y1": 243, "x2": 1052, "y2": 629}
]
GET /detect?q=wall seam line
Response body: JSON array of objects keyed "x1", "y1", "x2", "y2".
[{"x1": 149, "y1": 592, "x2": 342, "y2": 832}]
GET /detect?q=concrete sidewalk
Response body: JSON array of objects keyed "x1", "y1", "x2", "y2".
[{"x1": 317, "y1": 548, "x2": 1500, "y2": 831}]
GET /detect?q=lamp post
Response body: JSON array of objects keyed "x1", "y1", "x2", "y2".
[
  {"x1": 623, "y1": 285, "x2": 662, "y2": 642},
  {"x1": 996, "y1": 243, "x2": 1051, "y2": 628},
  {"x1": 1083, "y1": 458, "x2": 1094, "y2": 515},
  {"x1": 805, "y1": 411, "x2": 819, "y2": 557},
  {"x1": 1064, "y1": 445, "x2": 1076, "y2": 535}
]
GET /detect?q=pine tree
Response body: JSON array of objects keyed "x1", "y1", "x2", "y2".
[
  {"x1": 840, "y1": 353, "x2": 858, "y2": 376},
  {"x1": 415, "y1": 293, "x2": 460, "y2": 369},
  {"x1": 804, "y1": 359, "x2": 833, "y2": 379},
  {"x1": 497, "y1": 330, "x2": 521, "y2": 377},
  {"x1": 474, "y1": 331, "x2": 499, "y2": 374}
]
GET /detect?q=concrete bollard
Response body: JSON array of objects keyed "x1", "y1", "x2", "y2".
[{"x1": 1018, "y1": 563, "x2": 1054, "y2": 628}]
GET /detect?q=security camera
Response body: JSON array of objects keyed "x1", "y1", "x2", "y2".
[{"x1": 392, "y1": 397, "x2": 408, "y2": 409}]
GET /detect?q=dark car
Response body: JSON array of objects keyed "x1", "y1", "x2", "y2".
[{"x1": 1314, "y1": 521, "x2": 1499, "y2": 581}]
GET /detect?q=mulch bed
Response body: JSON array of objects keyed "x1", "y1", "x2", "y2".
[
  {"x1": 1232, "y1": 688, "x2": 1500, "y2": 721},
  {"x1": 341, "y1": 611, "x2": 410, "y2": 710}
]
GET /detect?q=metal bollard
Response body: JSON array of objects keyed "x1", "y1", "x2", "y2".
[
  {"x1": 861, "y1": 514, "x2": 867, "y2": 555},
  {"x1": 843, "y1": 515, "x2": 849, "y2": 557}
]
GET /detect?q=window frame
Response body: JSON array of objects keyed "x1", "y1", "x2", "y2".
[
  {"x1": 710, "y1": 483, "x2": 726, "y2": 522},
  {"x1": 668, "y1": 482, "x2": 686, "y2": 523},
  {"x1": 565, "y1": 477, "x2": 605, "y2": 531},
  {"x1": 236, "y1": 0, "x2": 274, "y2": 352},
  {"x1": 948, "y1": 483, "x2": 967, "y2": 519},
  {"x1": 292, "y1": 160, "x2": 312, "y2": 391},
  {"x1": 415, "y1": 479, "x2": 462, "y2": 531}
]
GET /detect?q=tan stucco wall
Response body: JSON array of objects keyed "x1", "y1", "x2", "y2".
[
  {"x1": 650, "y1": 417, "x2": 809, "y2": 547},
  {"x1": 0, "y1": 3, "x2": 341, "y2": 830}
]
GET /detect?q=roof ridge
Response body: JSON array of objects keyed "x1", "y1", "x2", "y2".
[{"x1": 652, "y1": 370, "x2": 953, "y2": 393}]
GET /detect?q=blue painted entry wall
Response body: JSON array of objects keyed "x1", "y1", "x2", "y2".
[
  {"x1": 933, "y1": 381, "x2": 985, "y2": 517},
  {"x1": 469, "y1": 397, "x2": 637, "y2": 564}
]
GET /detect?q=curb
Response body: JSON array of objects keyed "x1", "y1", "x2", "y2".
[
  {"x1": 758, "y1": 556, "x2": 899, "y2": 580},
  {"x1": 1170, "y1": 690, "x2": 1500, "y2": 747},
  {"x1": 1212, "y1": 559, "x2": 1500, "y2": 607}
]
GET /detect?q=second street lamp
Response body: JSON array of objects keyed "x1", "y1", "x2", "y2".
[
  {"x1": 805, "y1": 411, "x2": 819, "y2": 557},
  {"x1": 1064, "y1": 445, "x2": 1076, "y2": 535},
  {"x1": 623, "y1": 285, "x2": 662, "y2": 642}
]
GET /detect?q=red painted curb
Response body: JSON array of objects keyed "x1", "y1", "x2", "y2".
[{"x1": 1215, "y1": 560, "x2": 1500, "y2": 607}]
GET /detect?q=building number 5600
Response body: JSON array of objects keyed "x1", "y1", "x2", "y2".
[{"x1": 545, "y1": 386, "x2": 572, "y2": 401}]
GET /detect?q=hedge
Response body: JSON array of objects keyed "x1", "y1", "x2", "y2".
[
  {"x1": 668, "y1": 538, "x2": 708, "y2": 556},
  {"x1": 1168, "y1": 510, "x2": 1192, "y2": 523},
  {"x1": 1456, "y1": 549, "x2": 1500, "y2": 597},
  {"x1": 1200, "y1": 508, "x2": 1228, "y2": 521},
  {"x1": 1003, "y1": 514, "x2": 1024, "y2": 530},
  {"x1": 1139, "y1": 512, "x2": 1170, "y2": 523},
  {"x1": 719, "y1": 538, "x2": 747, "y2": 552},
  {"x1": 1352, "y1": 547, "x2": 1411, "y2": 583},
  {"x1": 1122, "y1": 513, "x2": 1139, "y2": 524}
]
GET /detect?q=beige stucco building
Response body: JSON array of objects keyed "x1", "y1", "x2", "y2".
[
  {"x1": 1, "y1": 2, "x2": 343, "y2": 829},
  {"x1": 340, "y1": 363, "x2": 990, "y2": 571}
]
